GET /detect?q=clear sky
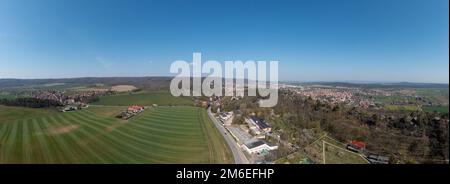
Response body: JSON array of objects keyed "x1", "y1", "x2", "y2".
[{"x1": 0, "y1": 0, "x2": 448, "y2": 83}]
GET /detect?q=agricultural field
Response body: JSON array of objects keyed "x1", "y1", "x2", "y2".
[
  {"x1": 0, "y1": 106, "x2": 232, "y2": 163},
  {"x1": 422, "y1": 106, "x2": 449, "y2": 113},
  {"x1": 385, "y1": 105, "x2": 421, "y2": 111},
  {"x1": 0, "y1": 91, "x2": 15, "y2": 99},
  {"x1": 373, "y1": 95, "x2": 405, "y2": 104},
  {"x1": 92, "y1": 91, "x2": 193, "y2": 106},
  {"x1": 416, "y1": 88, "x2": 449, "y2": 100},
  {"x1": 0, "y1": 106, "x2": 57, "y2": 122}
]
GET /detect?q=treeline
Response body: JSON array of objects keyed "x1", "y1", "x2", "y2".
[
  {"x1": 274, "y1": 90, "x2": 449, "y2": 163},
  {"x1": 0, "y1": 98, "x2": 62, "y2": 108},
  {"x1": 74, "y1": 96, "x2": 100, "y2": 104},
  {"x1": 216, "y1": 89, "x2": 449, "y2": 163}
]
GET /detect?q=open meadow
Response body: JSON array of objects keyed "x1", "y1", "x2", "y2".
[
  {"x1": 0, "y1": 105, "x2": 232, "y2": 163},
  {"x1": 92, "y1": 91, "x2": 193, "y2": 106}
]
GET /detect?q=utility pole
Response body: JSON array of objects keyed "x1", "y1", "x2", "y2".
[{"x1": 322, "y1": 140, "x2": 326, "y2": 164}]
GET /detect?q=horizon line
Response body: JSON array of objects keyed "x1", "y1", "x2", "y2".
[{"x1": 0, "y1": 76, "x2": 448, "y2": 85}]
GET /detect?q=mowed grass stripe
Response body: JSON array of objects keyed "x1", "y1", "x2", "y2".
[
  {"x1": 0, "y1": 106, "x2": 232, "y2": 163},
  {"x1": 62, "y1": 112, "x2": 142, "y2": 163},
  {"x1": 124, "y1": 120, "x2": 204, "y2": 142},
  {"x1": 136, "y1": 116, "x2": 203, "y2": 132},
  {"x1": 79, "y1": 108, "x2": 210, "y2": 163},
  {"x1": 30, "y1": 119, "x2": 54, "y2": 163},
  {"x1": 40, "y1": 116, "x2": 81, "y2": 163},
  {"x1": 115, "y1": 123, "x2": 207, "y2": 154},
  {"x1": 4, "y1": 120, "x2": 20, "y2": 163},
  {"x1": 80, "y1": 110, "x2": 205, "y2": 147},
  {"x1": 36, "y1": 117, "x2": 70, "y2": 163},
  {"x1": 138, "y1": 118, "x2": 201, "y2": 136},
  {"x1": 66, "y1": 112, "x2": 150, "y2": 163},
  {"x1": 22, "y1": 119, "x2": 32, "y2": 163},
  {"x1": 74, "y1": 113, "x2": 206, "y2": 162},
  {"x1": 198, "y1": 109, "x2": 213, "y2": 163},
  {"x1": 0, "y1": 123, "x2": 13, "y2": 163},
  {"x1": 43, "y1": 115, "x2": 90, "y2": 163},
  {"x1": 47, "y1": 115, "x2": 97, "y2": 163},
  {"x1": 55, "y1": 113, "x2": 127, "y2": 163},
  {"x1": 131, "y1": 117, "x2": 203, "y2": 137},
  {"x1": 55, "y1": 114, "x2": 119, "y2": 163},
  {"x1": 118, "y1": 121, "x2": 205, "y2": 146},
  {"x1": 91, "y1": 109, "x2": 211, "y2": 163}
]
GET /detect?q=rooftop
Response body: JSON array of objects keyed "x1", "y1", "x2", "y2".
[
  {"x1": 244, "y1": 140, "x2": 276, "y2": 149},
  {"x1": 250, "y1": 117, "x2": 271, "y2": 129}
]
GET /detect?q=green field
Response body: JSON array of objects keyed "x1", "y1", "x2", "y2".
[
  {"x1": 0, "y1": 91, "x2": 15, "y2": 99},
  {"x1": 93, "y1": 91, "x2": 193, "y2": 106},
  {"x1": 385, "y1": 105, "x2": 421, "y2": 111},
  {"x1": 0, "y1": 105, "x2": 232, "y2": 163},
  {"x1": 0, "y1": 106, "x2": 56, "y2": 122},
  {"x1": 374, "y1": 95, "x2": 404, "y2": 103},
  {"x1": 422, "y1": 106, "x2": 449, "y2": 113}
]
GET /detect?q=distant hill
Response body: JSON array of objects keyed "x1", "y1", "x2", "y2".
[
  {"x1": 0, "y1": 77, "x2": 173, "y2": 90},
  {"x1": 2, "y1": 78, "x2": 448, "y2": 90},
  {"x1": 284, "y1": 81, "x2": 449, "y2": 89}
]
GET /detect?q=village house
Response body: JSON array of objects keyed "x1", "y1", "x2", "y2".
[
  {"x1": 118, "y1": 105, "x2": 146, "y2": 120},
  {"x1": 127, "y1": 105, "x2": 145, "y2": 113}
]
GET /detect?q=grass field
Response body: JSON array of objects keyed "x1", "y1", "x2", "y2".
[
  {"x1": 93, "y1": 91, "x2": 193, "y2": 106},
  {"x1": 422, "y1": 106, "x2": 449, "y2": 113},
  {"x1": 0, "y1": 91, "x2": 15, "y2": 99},
  {"x1": 374, "y1": 95, "x2": 404, "y2": 103},
  {"x1": 385, "y1": 105, "x2": 421, "y2": 111},
  {"x1": 0, "y1": 106, "x2": 232, "y2": 163},
  {"x1": 0, "y1": 106, "x2": 56, "y2": 122}
]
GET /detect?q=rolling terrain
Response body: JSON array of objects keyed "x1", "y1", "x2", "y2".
[
  {"x1": 92, "y1": 91, "x2": 194, "y2": 106},
  {"x1": 0, "y1": 105, "x2": 232, "y2": 163}
]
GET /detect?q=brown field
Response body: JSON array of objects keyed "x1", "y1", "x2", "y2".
[
  {"x1": 110, "y1": 85, "x2": 138, "y2": 92},
  {"x1": 47, "y1": 125, "x2": 80, "y2": 135}
]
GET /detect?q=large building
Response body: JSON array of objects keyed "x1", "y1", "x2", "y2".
[
  {"x1": 246, "y1": 117, "x2": 272, "y2": 133},
  {"x1": 242, "y1": 140, "x2": 278, "y2": 154},
  {"x1": 226, "y1": 125, "x2": 252, "y2": 145}
]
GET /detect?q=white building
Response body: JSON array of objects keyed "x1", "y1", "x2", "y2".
[
  {"x1": 226, "y1": 125, "x2": 252, "y2": 145},
  {"x1": 219, "y1": 111, "x2": 234, "y2": 125},
  {"x1": 242, "y1": 140, "x2": 278, "y2": 154},
  {"x1": 246, "y1": 117, "x2": 272, "y2": 133}
]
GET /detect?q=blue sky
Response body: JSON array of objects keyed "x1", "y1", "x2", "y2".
[{"x1": 0, "y1": 0, "x2": 448, "y2": 83}]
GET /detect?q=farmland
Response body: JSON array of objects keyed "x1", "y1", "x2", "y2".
[
  {"x1": 0, "y1": 105, "x2": 232, "y2": 163},
  {"x1": 422, "y1": 105, "x2": 449, "y2": 113},
  {"x1": 385, "y1": 105, "x2": 421, "y2": 111},
  {"x1": 92, "y1": 91, "x2": 193, "y2": 106},
  {"x1": 0, "y1": 92, "x2": 15, "y2": 99}
]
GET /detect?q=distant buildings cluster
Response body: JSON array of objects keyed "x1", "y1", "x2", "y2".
[
  {"x1": 217, "y1": 110, "x2": 278, "y2": 157},
  {"x1": 117, "y1": 105, "x2": 146, "y2": 120}
]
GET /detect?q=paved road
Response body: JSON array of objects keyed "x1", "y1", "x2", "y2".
[{"x1": 207, "y1": 108, "x2": 250, "y2": 164}]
